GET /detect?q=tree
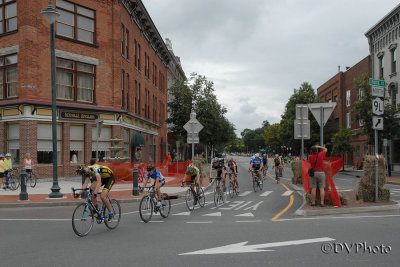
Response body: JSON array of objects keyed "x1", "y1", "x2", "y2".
[
  {"x1": 331, "y1": 128, "x2": 355, "y2": 170},
  {"x1": 264, "y1": 123, "x2": 281, "y2": 154},
  {"x1": 279, "y1": 82, "x2": 322, "y2": 156}
]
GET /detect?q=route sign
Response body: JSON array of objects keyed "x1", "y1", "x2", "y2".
[
  {"x1": 369, "y1": 78, "x2": 386, "y2": 87},
  {"x1": 372, "y1": 97, "x2": 384, "y2": 116},
  {"x1": 373, "y1": 116, "x2": 383, "y2": 130},
  {"x1": 371, "y1": 86, "x2": 385, "y2": 97}
]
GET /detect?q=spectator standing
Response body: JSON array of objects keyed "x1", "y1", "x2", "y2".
[
  {"x1": 309, "y1": 145, "x2": 328, "y2": 207},
  {"x1": 166, "y1": 152, "x2": 172, "y2": 162},
  {"x1": 135, "y1": 147, "x2": 142, "y2": 163},
  {"x1": 24, "y1": 153, "x2": 34, "y2": 175},
  {"x1": 4, "y1": 153, "x2": 12, "y2": 188},
  {"x1": 171, "y1": 151, "x2": 176, "y2": 162}
]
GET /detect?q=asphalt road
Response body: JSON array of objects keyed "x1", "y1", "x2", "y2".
[{"x1": 1, "y1": 156, "x2": 399, "y2": 266}]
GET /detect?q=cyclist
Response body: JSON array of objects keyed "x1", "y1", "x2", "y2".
[
  {"x1": 143, "y1": 164, "x2": 166, "y2": 207},
  {"x1": 262, "y1": 154, "x2": 268, "y2": 176},
  {"x1": 76, "y1": 163, "x2": 116, "y2": 221},
  {"x1": 249, "y1": 153, "x2": 263, "y2": 185},
  {"x1": 181, "y1": 164, "x2": 200, "y2": 186},
  {"x1": 226, "y1": 157, "x2": 240, "y2": 193},
  {"x1": 273, "y1": 154, "x2": 282, "y2": 180},
  {"x1": 3, "y1": 153, "x2": 12, "y2": 188},
  {"x1": 211, "y1": 157, "x2": 226, "y2": 190},
  {"x1": 0, "y1": 154, "x2": 6, "y2": 189}
]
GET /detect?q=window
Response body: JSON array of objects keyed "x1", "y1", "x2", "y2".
[
  {"x1": 391, "y1": 48, "x2": 396, "y2": 73},
  {"x1": 134, "y1": 80, "x2": 138, "y2": 114},
  {"x1": 144, "y1": 88, "x2": 148, "y2": 118},
  {"x1": 0, "y1": 0, "x2": 17, "y2": 34},
  {"x1": 334, "y1": 95, "x2": 337, "y2": 103},
  {"x1": 356, "y1": 145, "x2": 360, "y2": 158},
  {"x1": 56, "y1": 58, "x2": 95, "y2": 103},
  {"x1": 0, "y1": 53, "x2": 17, "y2": 99},
  {"x1": 346, "y1": 112, "x2": 351, "y2": 128},
  {"x1": 346, "y1": 90, "x2": 350, "y2": 107},
  {"x1": 145, "y1": 52, "x2": 149, "y2": 78},
  {"x1": 125, "y1": 29, "x2": 129, "y2": 59},
  {"x1": 121, "y1": 24, "x2": 125, "y2": 55},
  {"x1": 126, "y1": 73, "x2": 130, "y2": 111},
  {"x1": 137, "y1": 43, "x2": 141, "y2": 70},
  {"x1": 138, "y1": 83, "x2": 141, "y2": 115},
  {"x1": 134, "y1": 39, "x2": 137, "y2": 68},
  {"x1": 121, "y1": 69, "x2": 125, "y2": 109},
  {"x1": 91, "y1": 126, "x2": 111, "y2": 161},
  {"x1": 56, "y1": 0, "x2": 95, "y2": 44},
  {"x1": 7, "y1": 123, "x2": 19, "y2": 164},
  {"x1": 379, "y1": 55, "x2": 384, "y2": 78},
  {"x1": 37, "y1": 124, "x2": 62, "y2": 164},
  {"x1": 70, "y1": 125, "x2": 84, "y2": 163},
  {"x1": 359, "y1": 119, "x2": 364, "y2": 127},
  {"x1": 358, "y1": 89, "x2": 364, "y2": 100},
  {"x1": 152, "y1": 63, "x2": 157, "y2": 86}
]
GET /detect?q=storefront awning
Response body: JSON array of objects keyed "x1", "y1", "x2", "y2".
[{"x1": 131, "y1": 132, "x2": 145, "y2": 147}]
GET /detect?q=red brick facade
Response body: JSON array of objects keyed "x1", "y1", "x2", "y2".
[
  {"x1": 0, "y1": 0, "x2": 170, "y2": 178},
  {"x1": 317, "y1": 56, "x2": 370, "y2": 166}
]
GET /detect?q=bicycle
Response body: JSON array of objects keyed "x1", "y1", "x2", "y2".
[
  {"x1": 26, "y1": 169, "x2": 37, "y2": 188},
  {"x1": 71, "y1": 188, "x2": 121, "y2": 237},
  {"x1": 184, "y1": 180, "x2": 205, "y2": 211},
  {"x1": 3, "y1": 168, "x2": 19, "y2": 191},
  {"x1": 139, "y1": 185, "x2": 171, "y2": 223},
  {"x1": 213, "y1": 175, "x2": 226, "y2": 207},
  {"x1": 251, "y1": 169, "x2": 263, "y2": 192},
  {"x1": 274, "y1": 166, "x2": 280, "y2": 183},
  {"x1": 228, "y1": 171, "x2": 239, "y2": 198}
]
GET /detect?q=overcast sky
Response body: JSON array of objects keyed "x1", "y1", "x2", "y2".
[{"x1": 142, "y1": 0, "x2": 399, "y2": 135}]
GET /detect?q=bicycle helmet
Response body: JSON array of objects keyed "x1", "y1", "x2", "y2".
[
  {"x1": 255, "y1": 153, "x2": 260, "y2": 158},
  {"x1": 76, "y1": 164, "x2": 86, "y2": 175},
  {"x1": 5, "y1": 153, "x2": 11, "y2": 157},
  {"x1": 0, "y1": 154, "x2": 4, "y2": 158},
  {"x1": 146, "y1": 164, "x2": 155, "y2": 171},
  {"x1": 212, "y1": 157, "x2": 219, "y2": 163},
  {"x1": 187, "y1": 163, "x2": 194, "y2": 170}
]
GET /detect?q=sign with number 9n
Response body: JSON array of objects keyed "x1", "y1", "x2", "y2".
[{"x1": 372, "y1": 98, "x2": 384, "y2": 116}]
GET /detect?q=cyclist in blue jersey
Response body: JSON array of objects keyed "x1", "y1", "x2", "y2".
[
  {"x1": 143, "y1": 164, "x2": 166, "y2": 207},
  {"x1": 249, "y1": 153, "x2": 263, "y2": 185}
]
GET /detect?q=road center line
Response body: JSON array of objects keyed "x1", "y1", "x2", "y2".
[{"x1": 271, "y1": 195, "x2": 294, "y2": 221}]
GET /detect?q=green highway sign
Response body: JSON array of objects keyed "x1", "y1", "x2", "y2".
[{"x1": 369, "y1": 78, "x2": 386, "y2": 87}]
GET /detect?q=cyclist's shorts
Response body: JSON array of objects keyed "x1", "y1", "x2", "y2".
[
  {"x1": 26, "y1": 169, "x2": 32, "y2": 173},
  {"x1": 152, "y1": 179, "x2": 165, "y2": 187},
  {"x1": 215, "y1": 170, "x2": 223, "y2": 180},
  {"x1": 275, "y1": 163, "x2": 280, "y2": 167},
  {"x1": 252, "y1": 167, "x2": 260, "y2": 171},
  {"x1": 185, "y1": 175, "x2": 196, "y2": 183},
  {"x1": 94, "y1": 174, "x2": 115, "y2": 192}
]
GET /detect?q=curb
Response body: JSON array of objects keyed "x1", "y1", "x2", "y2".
[{"x1": 296, "y1": 202, "x2": 400, "y2": 216}]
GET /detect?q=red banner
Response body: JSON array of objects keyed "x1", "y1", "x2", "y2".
[
  {"x1": 301, "y1": 157, "x2": 343, "y2": 207},
  {"x1": 98, "y1": 161, "x2": 192, "y2": 183}
]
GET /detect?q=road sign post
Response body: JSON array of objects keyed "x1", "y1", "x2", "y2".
[
  {"x1": 184, "y1": 110, "x2": 203, "y2": 162},
  {"x1": 308, "y1": 103, "x2": 336, "y2": 147},
  {"x1": 370, "y1": 78, "x2": 386, "y2": 203}
]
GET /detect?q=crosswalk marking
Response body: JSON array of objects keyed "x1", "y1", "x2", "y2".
[
  {"x1": 173, "y1": 212, "x2": 191, "y2": 216},
  {"x1": 238, "y1": 191, "x2": 252, "y2": 197},
  {"x1": 235, "y1": 212, "x2": 254, "y2": 217},
  {"x1": 234, "y1": 201, "x2": 252, "y2": 210},
  {"x1": 186, "y1": 221, "x2": 213, "y2": 224},
  {"x1": 260, "y1": 191, "x2": 272, "y2": 197},
  {"x1": 203, "y1": 212, "x2": 222, "y2": 217},
  {"x1": 282, "y1": 191, "x2": 293, "y2": 196}
]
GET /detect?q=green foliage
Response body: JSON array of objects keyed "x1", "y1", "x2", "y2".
[
  {"x1": 264, "y1": 123, "x2": 281, "y2": 153},
  {"x1": 279, "y1": 82, "x2": 323, "y2": 155},
  {"x1": 331, "y1": 128, "x2": 355, "y2": 157},
  {"x1": 240, "y1": 121, "x2": 269, "y2": 152},
  {"x1": 166, "y1": 73, "x2": 236, "y2": 149}
]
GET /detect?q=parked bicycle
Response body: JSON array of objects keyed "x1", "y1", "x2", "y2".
[
  {"x1": 3, "y1": 167, "x2": 19, "y2": 191},
  {"x1": 213, "y1": 175, "x2": 226, "y2": 207},
  {"x1": 26, "y1": 168, "x2": 37, "y2": 188},
  {"x1": 139, "y1": 185, "x2": 171, "y2": 223},
  {"x1": 250, "y1": 169, "x2": 263, "y2": 192},
  {"x1": 184, "y1": 180, "x2": 205, "y2": 211},
  {"x1": 71, "y1": 188, "x2": 121, "y2": 237},
  {"x1": 228, "y1": 171, "x2": 239, "y2": 198}
]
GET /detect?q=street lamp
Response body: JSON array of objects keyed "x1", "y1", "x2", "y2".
[{"x1": 42, "y1": 0, "x2": 62, "y2": 198}]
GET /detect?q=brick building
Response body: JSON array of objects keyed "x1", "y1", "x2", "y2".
[
  {"x1": 317, "y1": 56, "x2": 370, "y2": 167},
  {"x1": 0, "y1": 0, "x2": 172, "y2": 178}
]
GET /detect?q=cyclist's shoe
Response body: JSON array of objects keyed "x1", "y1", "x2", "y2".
[
  {"x1": 193, "y1": 199, "x2": 198, "y2": 205},
  {"x1": 259, "y1": 180, "x2": 263, "y2": 185},
  {"x1": 156, "y1": 201, "x2": 161, "y2": 207},
  {"x1": 223, "y1": 187, "x2": 226, "y2": 192},
  {"x1": 107, "y1": 212, "x2": 115, "y2": 222}
]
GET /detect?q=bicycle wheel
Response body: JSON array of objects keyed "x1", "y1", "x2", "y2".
[
  {"x1": 104, "y1": 199, "x2": 121, "y2": 230},
  {"x1": 159, "y1": 193, "x2": 171, "y2": 218},
  {"x1": 9, "y1": 175, "x2": 19, "y2": 191},
  {"x1": 234, "y1": 180, "x2": 240, "y2": 196},
  {"x1": 196, "y1": 186, "x2": 205, "y2": 207},
  {"x1": 72, "y1": 203, "x2": 94, "y2": 237},
  {"x1": 185, "y1": 188, "x2": 195, "y2": 211},
  {"x1": 228, "y1": 181, "x2": 234, "y2": 198},
  {"x1": 30, "y1": 174, "x2": 37, "y2": 188},
  {"x1": 253, "y1": 176, "x2": 258, "y2": 192},
  {"x1": 214, "y1": 181, "x2": 221, "y2": 207},
  {"x1": 139, "y1": 196, "x2": 153, "y2": 223},
  {"x1": 259, "y1": 178, "x2": 263, "y2": 190}
]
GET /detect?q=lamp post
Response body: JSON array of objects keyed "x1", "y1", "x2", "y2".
[{"x1": 42, "y1": 0, "x2": 62, "y2": 198}]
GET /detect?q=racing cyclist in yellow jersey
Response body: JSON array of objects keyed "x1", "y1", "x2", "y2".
[
  {"x1": 181, "y1": 164, "x2": 200, "y2": 186},
  {"x1": 76, "y1": 164, "x2": 116, "y2": 220}
]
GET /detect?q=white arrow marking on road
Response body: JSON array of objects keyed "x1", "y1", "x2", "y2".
[
  {"x1": 173, "y1": 212, "x2": 191, "y2": 216},
  {"x1": 203, "y1": 212, "x2": 222, "y2": 217},
  {"x1": 238, "y1": 191, "x2": 252, "y2": 197},
  {"x1": 260, "y1": 191, "x2": 272, "y2": 197},
  {"x1": 282, "y1": 191, "x2": 293, "y2": 196},
  {"x1": 243, "y1": 201, "x2": 263, "y2": 211},
  {"x1": 219, "y1": 201, "x2": 246, "y2": 210},
  {"x1": 235, "y1": 212, "x2": 254, "y2": 217},
  {"x1": 234, "y1": 201, "x2": 252, "y2": 210},
  {"x1": 179, "y1": 237, "x2": 335, "y2": 255}
]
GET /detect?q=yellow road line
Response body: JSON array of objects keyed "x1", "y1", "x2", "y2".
[
  {"x1": 271, "y1": 195, "x2": 294, "y2": 221},
  {"x1": 266, "y1": 173, "x2": 295, "y2": 221}
]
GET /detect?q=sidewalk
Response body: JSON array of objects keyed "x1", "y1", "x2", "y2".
[
  {"x1": 0, "y1": 175, "x2": 212, "y2": 208},
  {"x1": 339, "y1": 167, "x2": 400, "y2": 185}
]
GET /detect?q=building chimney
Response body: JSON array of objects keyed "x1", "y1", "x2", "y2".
[
  {"x1": 338, "y1": 65, "x2": 341, "y2": 72},
  {"x1": 346, "y1": 66, "x2": 350, "y2": 70}
]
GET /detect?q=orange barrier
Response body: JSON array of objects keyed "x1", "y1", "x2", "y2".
[
  {"x1": 301, "y1": 157, "x2": 343, "y2": 207},
  {"x1": 98, "y1": 161, "x2": 192, "y2": 183}
]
